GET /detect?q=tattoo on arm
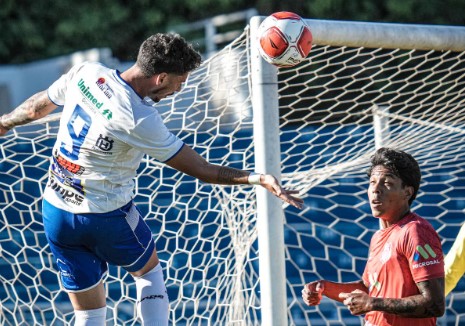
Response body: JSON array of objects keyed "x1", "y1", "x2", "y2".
[
  {"x1": 217, "y1": 166, "x2": 248, "y2": 184},
  {"x1": 371, "y1": 279, "x2": 445, "y2": 318},
  {"x1": 1, "y1": 91, "x2": 51, "y2": 129}
]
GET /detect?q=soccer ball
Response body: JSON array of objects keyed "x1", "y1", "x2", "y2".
[{"x1": 257, "y1": 12, "x2": 313, "y2": 68}]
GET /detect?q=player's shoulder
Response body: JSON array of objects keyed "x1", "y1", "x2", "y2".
[
  {"x1": 78, "y1": 61, "x2": 112, "y2": 75},
  {"x1": 401, "y1": 212, "x2": 438, "y2": 236},
  {"x1": 63, "y1": 61, "x2": 111, "y2": 82}
]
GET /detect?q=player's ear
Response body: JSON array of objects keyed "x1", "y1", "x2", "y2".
[
  {"x1": 404, "y1": 186, "x2": 413, "y2": 201},
  {"x1": 155, "y1": 73, "x2": 168, "y2": 85}
]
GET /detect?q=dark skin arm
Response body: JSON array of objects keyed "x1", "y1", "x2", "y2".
[
  {"x1": 165, "y1": 145, "x2": 303, "y2": 209},
  {"x1": 0, "y1": 90, "x2": 58, "y2": 135},
  {"x1": 339, "y1": 277, "x2": 445, "y2": 318},
  {"x1": 1, "y1": 91, "x2": 303, "y2": 210}
]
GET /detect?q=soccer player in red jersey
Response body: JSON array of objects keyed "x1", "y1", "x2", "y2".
[{"x1": 302, "y1": 147, "x2": 445, "y2": 326}]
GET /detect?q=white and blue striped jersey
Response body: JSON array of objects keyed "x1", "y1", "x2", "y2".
[{"x1": 43, "y1": 62, "x2": 184, "y2": 213}]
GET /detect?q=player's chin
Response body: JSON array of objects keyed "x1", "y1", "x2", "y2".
[{"x1": 370, "y1": 207, "x2": 383, "y2": 218}]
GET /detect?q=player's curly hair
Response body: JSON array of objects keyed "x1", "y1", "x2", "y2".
[
  {"x1": 136, "y1": 33, "x2": 202, "y2": 77},
  {"x1": 367, "y1": 147, "x2": 421, "y2": 205}
]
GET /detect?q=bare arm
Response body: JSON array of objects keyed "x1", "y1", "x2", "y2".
[
  {"x1": 339, "y1": 277, "x2": 445, "y2": 318},
  {"x1": 302, "y1": 280, "x2": 368, "y2": 305},
  {"x1": 370, "y1": 278, "x2": 445, "y2": 317},
  {"x1": 0, "y1": 90, "x2": 58, "y2": 135},
  {"x1": 165, "y1": 144, "x2": 303, "y2": 209}
]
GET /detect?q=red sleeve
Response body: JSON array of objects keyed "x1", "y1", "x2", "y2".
[{"x1": 401, "y1": 220, "x2": 444, "y2": 283}]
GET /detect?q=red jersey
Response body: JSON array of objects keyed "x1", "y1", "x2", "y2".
[{"x1": 362, "y1": 212, "x2": 444, "y2": 326}]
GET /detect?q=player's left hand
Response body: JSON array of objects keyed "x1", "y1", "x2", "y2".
[
  {"x1": 260, "y1": 174, "x2": 304, "y2": 209},
  {"x1": 339, "y1": 289, "x2": 372, "y2": 315}
]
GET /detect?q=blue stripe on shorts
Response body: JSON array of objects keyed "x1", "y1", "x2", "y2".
[{"x1": 42, "y1": 199, "x2": 155, "y2": 292}]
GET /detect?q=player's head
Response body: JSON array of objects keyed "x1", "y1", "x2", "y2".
[
  {"x1": 136, "y1": 33, "x2": 202, "y2": 78},
  {"x1": 367, "y1": 147, "x2": 421, "y2": 206}
]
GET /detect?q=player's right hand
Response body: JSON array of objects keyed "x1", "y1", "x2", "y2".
[
  {"x1": 260, "y1": 174, "x2": 304, "y2": 209},
  {"x1": 302, "y1": 281, "x2": 324, "y2": 306}
]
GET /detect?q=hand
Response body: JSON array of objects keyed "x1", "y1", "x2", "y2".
[
  {"x1": 260, "y1": 174, "x2": 304, "y2": 209},
  {"x1": 302, "y1": 281, "x2": 324, "y2": 306},
  {"x1": 339, "y1": 289, "x2": 371, "y2": 315}
]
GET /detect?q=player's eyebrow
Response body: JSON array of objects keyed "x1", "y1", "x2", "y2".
[{"x1": 370, "y1": 172, "x2": 397, "y2": 179}]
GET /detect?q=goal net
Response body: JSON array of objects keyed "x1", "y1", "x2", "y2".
[{"x1": 1, "y1": 18, "x2": 465, "y2": 325}]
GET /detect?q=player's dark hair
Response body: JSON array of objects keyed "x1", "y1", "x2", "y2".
[
  {"x1": 136, "y1": 33, "x2": 202, "y2": 77},
  {"x1": 367, "y1": 147, "x2": 421, "y2": 205}
]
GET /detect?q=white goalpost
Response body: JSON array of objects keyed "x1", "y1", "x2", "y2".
[
  {"x1": 249, "y1": 17, "x2": 465, "y2": 325},
  {"x1": 1, "y1": 16, "x2": 465, "y2": 326}
]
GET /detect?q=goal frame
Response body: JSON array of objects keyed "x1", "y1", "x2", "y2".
[{"x1": 249, "y1": 16, "x2": 465, "y2": 325}]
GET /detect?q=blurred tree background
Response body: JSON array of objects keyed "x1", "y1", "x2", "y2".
[{"x1": 1, "y1": 0, "x2": 464, "y2": 64}]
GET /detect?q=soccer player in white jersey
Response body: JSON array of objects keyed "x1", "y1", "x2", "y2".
[{"x1": 0, "y1": 33, "x2": 303, "y2": 326}]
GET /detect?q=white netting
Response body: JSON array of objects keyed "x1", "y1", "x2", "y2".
[
  {"x1": 279, "y1": 43, "x2": 465, "y2": 325},
  {"x1": 1, "y1": 24, "x2": 465, "y2": 325}
]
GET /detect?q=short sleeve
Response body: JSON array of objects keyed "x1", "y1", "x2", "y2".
[
  {"x1": 402, "y1": 221, "x2": 444, "y2": 283},
  {"x1": 126, "y1": 111, "x2": 184, "y2": 162},
  {"x1": 47, "y1": 63, "x2": 86, "y2": 106}
]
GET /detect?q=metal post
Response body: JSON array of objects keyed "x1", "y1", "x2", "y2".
[{"x1": 249, "y1": 16, "x2": 288, "y2": 326}]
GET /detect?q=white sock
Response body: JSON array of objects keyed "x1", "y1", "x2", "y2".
[
  {"x1": 134, "y1": 263, "x2": 169, "y2": 326},
  {"x1": 74, "y1": 306, "x2": 107, "y2": 326}
]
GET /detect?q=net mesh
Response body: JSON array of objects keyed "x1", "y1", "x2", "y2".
[{"x1": 1, "y1": 25, "x2": 465, "y2": 325}]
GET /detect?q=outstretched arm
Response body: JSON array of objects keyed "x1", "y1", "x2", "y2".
[
  {"x1": 165, "y1": 144, "x2": 303, "y2": 209},
  {"x1": 0, "y1": 90, "x2": 58, "y2": 135}
]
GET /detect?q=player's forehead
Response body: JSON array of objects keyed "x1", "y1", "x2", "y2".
[{"x1": 370, "y1": 165, "x2": 398, "y2": 179}]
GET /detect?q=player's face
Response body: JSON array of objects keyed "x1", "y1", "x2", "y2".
[
  {"x1": 149, "y1": 72, "x2": 188, "y2": 103},
  {"x1": 368, "y1": 165, "x2": 412, "y2": 223}
]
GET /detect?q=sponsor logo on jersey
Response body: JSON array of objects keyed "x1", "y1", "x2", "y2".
[
  {"x1": 412, "y1": 259, "x2": 440, "y2": 269},
  {"x1": 47, "y1": 176, "x2": 85, "y2": 206},
  {"x1": 414, "y1": 244, "x2": 437, "y2": 261},
  {"x1": 48, "y1": 155, "x2": 85, "y2": 206},
  {"x1": 92, "y1": 134, "x2": 114, "y2": 154},
  {"x1": 96, "y1": 77, "x2": 114, "y2": 99},
  {"x1": 77, "y1": 79, "x2": 112, "y2": 120},
  {"x1": 412, "y1": 244, "x2": 440, "y2": 269},
  {"x1": 56, "y1": 154, "x2": 85, "y2": 175},
  {"x1": 380, "y1": 242, "x2": 392, "y2": 264},
  {"x1": 368, "y1": 272, "x2": 381, "y2": 293}
]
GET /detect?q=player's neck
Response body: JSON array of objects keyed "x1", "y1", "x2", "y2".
[
  {"x1": 120, "y1": 66, "x2": 149, "y2": 97},
  {"x1": 380, "y1": 208, "x2": 411, "y2": 229}
]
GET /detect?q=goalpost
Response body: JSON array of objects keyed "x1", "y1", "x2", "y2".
[{"x1": 1, "y1": 16, "x2": 465, "y2": 325}]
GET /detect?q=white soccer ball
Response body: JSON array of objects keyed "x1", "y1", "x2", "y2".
[{"x1": 257, "y1": 11, "x2": 313, "y2": 68}]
